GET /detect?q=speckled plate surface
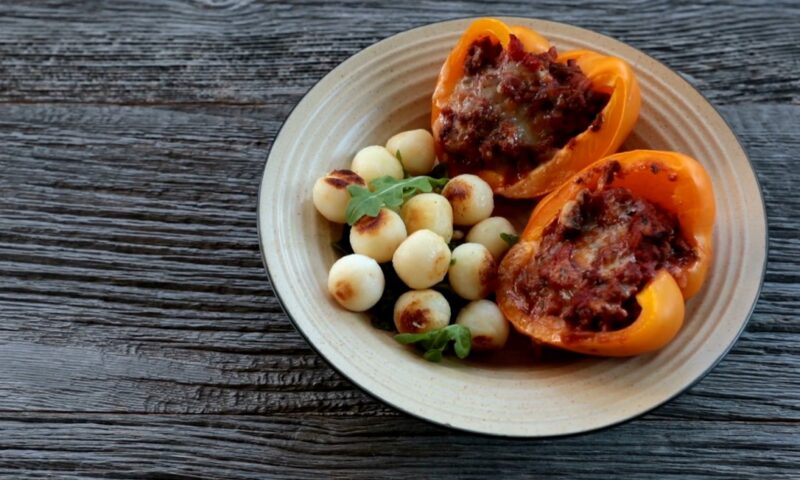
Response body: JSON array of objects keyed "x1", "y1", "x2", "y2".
[{"x1": 257, "y1": 17, "x2": 766, "y2": 437}]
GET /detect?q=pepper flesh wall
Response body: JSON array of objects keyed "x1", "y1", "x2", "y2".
[{"x1": 497, "y1": 151, "x2": 715, "y2": 356}]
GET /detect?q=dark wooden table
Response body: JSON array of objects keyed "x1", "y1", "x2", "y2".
[{"x1": 1, "y1": 1, "x2": 798, "y2": 478}]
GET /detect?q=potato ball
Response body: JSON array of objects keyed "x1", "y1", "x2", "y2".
[
  {"x1": 400, "y1": 193, "x2": 453, "y2": 242},
  {"x1": 312, "y1": 169, "x2": 365, "y2": 223},
  {"x1": 393, "y1": 289, "x2": 451, "y2": 333},
  {"x1": 350, "y1": 145, "x2": 404, "y2": 186},
  {"x1": 392, "y1": 229, "x2": 451, "y2": 289},
  {"x1": 349, "y1": 208, "x2": 407, "y2": 263},
  {"x1": 385, "y1": 129, "x2": 436, "y2": 175},
  {"x1": 448, "y1": 243, "x2": 496, "y2": 300},
  {"x1": 327, "y1": 254, "x2": 385, "y2": 312},
  {"x1": 466, "y1": 217, "x2": 518, "y2": 260},
  {"x1": 456, "y1": 300, "x2": 509, "y2": 350},
  {"x1": 442, "y1": 174, "x2": 494, "y2": 226}
]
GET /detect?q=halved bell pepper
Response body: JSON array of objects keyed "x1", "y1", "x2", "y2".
[
  {"x1": 431, "y1": 18, "x2": 641, "y2": 198},
  {"x1": 497, "y1": 150, "x2": 715, "y2": 356}
]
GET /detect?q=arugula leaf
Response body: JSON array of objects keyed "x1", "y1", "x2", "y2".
[
  {"x1": 395, "y1": 324, "x2": 472, "y2": 362},
  {"x1": 453, "y1": 329, "x2": 471, "y2": 358},
  {"x1": 500, "y1": 232, "x2": 520, "y2": 246},
  {"x1": 424, "y1": 349, "x2": 443, "y2": 362},
  {"x1": 345, "y1": 175, "x2": 449, "y2": 225}
]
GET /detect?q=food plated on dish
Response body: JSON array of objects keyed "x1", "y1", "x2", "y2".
[
  {"x1": 258, "y1": 16, "x2": 764, "y2": 436},
  {"x1": 312, "y1": 18, "x2": 715, "y2": 362}
]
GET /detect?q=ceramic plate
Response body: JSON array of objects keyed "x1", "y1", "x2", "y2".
[{"x1": 258, "y1": 17, "x2": 766, "y2": 437}]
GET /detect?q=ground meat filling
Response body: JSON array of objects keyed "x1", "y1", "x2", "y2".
[
  {"x1": 437, "y1": 35, "x2": 610, "y2": 183},
  {"x1": 518, "y1": 186, "x2": 695, "y2": 332}
]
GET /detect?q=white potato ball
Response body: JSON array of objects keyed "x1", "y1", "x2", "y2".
[
  {"x1": 350, "y1": 145, "x2": 404, "y2": 186},
  {"x1": 312, "y1": 169, "x2": 365, "y2": 223},
  {"x1": 349, "y1": 208, "x2": 407, "y2": 263},
  {"x1": 448, "y1": 243, "x2": 496, "y2": 300},
  {"x1": 392, "y1": 230, "x2": 451, "y2": 289},
  {"x1": 393, "y1": 289, "x2": 451, "y2": 333},
  {"x1": 442, "y1": 174, "x2": 494, "y2": 226},
  {"x1": 456, "y1": 300, "x2": 509, "y2": 350},
  {"x1": 466, "y1": 217, "x2": 518, "y2": 260},
  {"x1": 400, "y1": 193, "x2": 453, "y2": 242},
  {"x1": 327, "y1": 254, "x2": 385, "y2": 312},
  {"x1": 385, "y1": 129, "x2": 436, "y2": 175}
]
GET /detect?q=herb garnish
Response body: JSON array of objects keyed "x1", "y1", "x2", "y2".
[
  {"x1": 500, "y1": 232, "x2": 520, "y2": 246},
  {"x1": 395, "y1": 324, "x2": 471, "y2": 362},
  {"x1": 345, "y1": 175, "x2": 448, "y2": 225}
]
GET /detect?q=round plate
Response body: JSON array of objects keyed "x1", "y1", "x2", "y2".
[{"x1": 258, "y1": 17, "x2": 766, "y2": 437}]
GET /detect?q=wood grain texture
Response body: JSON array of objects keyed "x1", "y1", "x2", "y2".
[
  {"x1": 0, "y1": 1, "x2": 797, "y2": 106},
  {"x1": 0, "y1": 0, "x2": 798, "y2": 477},
  {"x1": 0, "y1": 414, "x2": 798, "y2": 479}
]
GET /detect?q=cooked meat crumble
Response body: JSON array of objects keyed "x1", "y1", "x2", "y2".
[
  {"x1": 437, "y1": 34, "x2": 610, "y2": 183},
  {"x1": 515, "y1": 185, "x2": 695, "y2": 332}
]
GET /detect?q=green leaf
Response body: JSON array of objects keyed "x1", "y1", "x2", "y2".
[
  {"x1": 453, "y1": 326, "x2": 472, "y2": 359},
  {"x1": 430, "y1": 328, "x2": 451, "y2": 350},
  {"x1": 394, "y1": 332, "x2": 429, "y2": 344},
  {"x1": 500, "y1": 232, "x2": 520, "y2": 246},
  {"x1": 345, "y1": 175, "x2": 449, "y2": 225},
  {"x1": 429, "y1": 177, "x2": 449, "y2": 189},
  {"x1": 423, "y1": 349, "x2": 444, "y2": 362},
  {"x1": 393, "y1": 324, "x2": 472, "y2": 362}
]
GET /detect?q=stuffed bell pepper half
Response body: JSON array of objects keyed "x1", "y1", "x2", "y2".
[
  {"x1": 432, "y1": 18, "x2": 641, "y2": 198},
  {"x1": 497, "y1": 151, "x2": 715, "y2": 356}
]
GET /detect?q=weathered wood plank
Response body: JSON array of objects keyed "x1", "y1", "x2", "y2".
[
  {"x1": 0, "y1": 1, "x2": 797, "y2": 105},
  {"x1": 0, "y1": 1, "x2": 798, "y2": 476},
  {"x1": 0, "y1": 103, "x2": 797, "y2": 420},
  {"x1": 0, "y1": 333, "x2": 795, "y2": 420},
  {"x1": 0, "y1": 414, "x2": 797, "y2": 479}
]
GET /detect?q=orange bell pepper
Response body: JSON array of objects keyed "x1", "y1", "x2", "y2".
[
  {"x1": 431, "y1": 18, "x2": 641, "y2": 199},
  {"x1": 497, "y1": 150, "x2": 715, "y2": 356}
]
